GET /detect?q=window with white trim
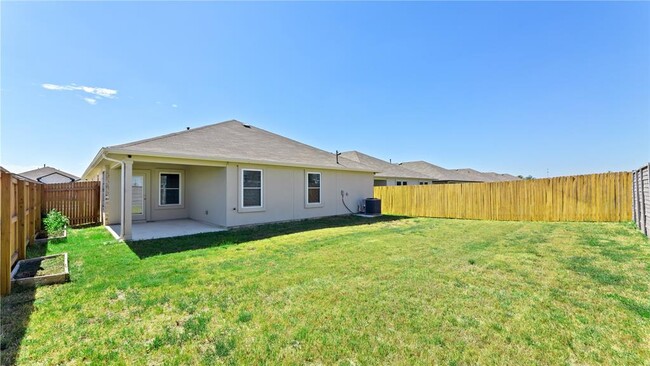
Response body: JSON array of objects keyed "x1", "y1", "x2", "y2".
[
  {"x1": 160, "y1": 172, "x2": 181, "y2": 205},
  {"x1": 241, "y1": 169, "x2": 263, "y2": 208},
  {"x1": 306, "y1": 172, "x2": 321, "y2": 204}
]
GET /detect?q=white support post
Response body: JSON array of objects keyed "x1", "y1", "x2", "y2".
[
  {"x1": 102, "y1": 164, "x2": 110, "y2": 226},
  {"x1": 121, "y1": 159, "x2": 133, "y2": 240}
]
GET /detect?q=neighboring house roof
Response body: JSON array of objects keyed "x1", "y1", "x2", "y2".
[
  {"x1": 339, "y1": 151, "x2": 430, "y2": 180},
  {"x1": 84, "y1": 120, "x2": 374, "y2": 177},
  {"x1": 452, "y1": 168, "x2": 521, "y2": 182},
  {"x1": 19, "y1": 166, "x2": 79, "y2": 183},
  {"x1": 402, "y1": 161, "x2": 521, "y2": 183},
  {"x1": 450, "y1": 168, "x2": 493, "y2": 182},
  {"x1": 399, "y1": 161, "x2": 482, "y2": 182},
  {"x1": 477, "y1": 172, "x2": 521, "y2": 182}
]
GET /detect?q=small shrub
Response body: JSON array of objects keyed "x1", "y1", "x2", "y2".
[
  {"x1": 468, "y1": 259, "x2": 476, "y2": 265},
  {"x1": 43, "y1": 209, "x2": 69, "y2": 236}
]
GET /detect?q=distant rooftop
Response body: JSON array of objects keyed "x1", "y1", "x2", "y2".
[
  {"x1": 339, "y1": 151, "x2": 430, "y2": 179},
  {"x1": 399, "y1": 161, "x2": 482, "y2": 182},
  {"x1": 19, "y1": 165, "x2": 79, "y2": 183},
  {"x1": 401, "y1": 161, "x2": 520, "y2": 182}
]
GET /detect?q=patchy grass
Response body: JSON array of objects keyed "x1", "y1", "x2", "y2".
[{"x1": 1, "y1": 216, "x2": 649, "y2": 365}]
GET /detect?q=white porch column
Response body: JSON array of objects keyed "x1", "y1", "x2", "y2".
[
  {"x1": 121, "y1": 159, "x2": 133, "y2": 240},
  {"x1": 102, "y1": 164, "x2": 111, "y2": 226}
]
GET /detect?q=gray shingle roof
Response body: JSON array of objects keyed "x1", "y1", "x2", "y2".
[
  {"x1": 453, "y1": 168, "x2": 521, "y2": 182},
  {"x1": 339, "y1": 151, "x2": 430, "y2": 179},
  {"x1": 399, "y1": 161, "x2": 482, "y2": 182},
  {"x1": 401, "y1": 162, "x2": 521, "y2": 183},
  {"x1": 104, "y1": 120, "x2": 373, "y2": 171},
  {"x1": 475, "y1": 172, "x2": 521, "y2": 182},
  {"x1": 19, "y1": 166, "x2": 79, "y2": 182},
  {"x1": 450, "y1": 168, "x2": 493, "y2": 182}
]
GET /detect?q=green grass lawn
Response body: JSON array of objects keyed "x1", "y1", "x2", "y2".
[{"x1": 2, "y1": 216, "x2": 649, "y2": 365}]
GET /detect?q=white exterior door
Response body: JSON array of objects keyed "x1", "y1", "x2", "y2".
[{"x1": 132, "y1": 171, "x2": 149, "y2": 221}]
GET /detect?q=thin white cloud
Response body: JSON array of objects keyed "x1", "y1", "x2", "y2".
[
  {"x1": 42, "y1": 83, "x2": 70, "y2": 91},
  {"x1": 172, "y1": 104, "x2": 178, "y2": 108},
  {"x1": 42, "y1": 83, "x2": 118, "y2": 103}
]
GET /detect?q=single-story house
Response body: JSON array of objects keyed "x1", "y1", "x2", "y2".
[
  {"x1": 19, "y1": 165, "x2": 80, "y2": 183},
  {"x1": 467, "y1": 170, "x2": 521, "y2": 182},
  {"x1": 399, "y1": 161, "x2": 485, "y2": 183},
  {"x1": 450, "y1": 168, "x2": 521, "y2": 182},
  {"x1": 82, "y1": 120, "x2": 375, "y2": 240},
  {"x1": 400, "y1": 161, "x2": 520, "y2": 183},
  {"x1": 339, "y1": 151, "x2": 433, "y2": 186}
]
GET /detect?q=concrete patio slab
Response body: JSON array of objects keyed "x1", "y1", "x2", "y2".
[{"x1": 107, "y1": 219, "x2": 226, "y2": 241}]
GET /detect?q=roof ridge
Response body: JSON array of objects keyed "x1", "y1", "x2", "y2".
[
  {"x1": 113, "y1": 119, "x2": 346, "y2": 162},
  {"x1": 109, "y1": 119, "x2": 241, "y2": 149},
  {"x1": 19, "y1": 166, "x2": 80, "y2": 180}
]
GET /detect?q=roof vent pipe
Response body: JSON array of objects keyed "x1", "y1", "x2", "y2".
[{"x1": 336, "y1": 150, "x2": 341, "y2": 164}]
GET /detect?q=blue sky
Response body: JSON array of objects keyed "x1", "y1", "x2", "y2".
[{"x1": 1, "y1": 2, "x2": 648, "y2": 178}]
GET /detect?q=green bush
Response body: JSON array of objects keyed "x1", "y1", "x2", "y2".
[{"x1": 43, "y1": 209, "x2": 69, "y2": 236}]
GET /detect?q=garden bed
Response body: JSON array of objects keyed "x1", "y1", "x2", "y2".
[
  {"x1": 11, "y1": 253, "x2": 69, "y2": 288},
  {"x1": 34, "y1": 228, "x2": 67, "y2": 244}
]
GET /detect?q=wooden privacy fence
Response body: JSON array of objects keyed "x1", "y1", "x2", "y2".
[
  {"x1": 41, "y1": 181, "x2": 100, "y2": 227},
  {"x1": 1, "y1": 168, "x2": 42, "y2": 296},
  {"x1": 374, "y1": 172, "x2": 632, "y2": 222},
  {"x1": 632, "y1": 164, "x2": 649, "y2": 236}
]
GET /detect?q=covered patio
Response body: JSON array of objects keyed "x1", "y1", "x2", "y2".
[
  {"x1": 92, "y1": 154, "x2": 228, "y2": 240},
  {"x1": 107, "y1": 219, "x2": 225, "y2": 241}
]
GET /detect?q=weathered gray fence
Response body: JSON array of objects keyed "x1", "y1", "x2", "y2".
[{"x1": 632, "y1": 163, "x2": 650, "y2": 237}]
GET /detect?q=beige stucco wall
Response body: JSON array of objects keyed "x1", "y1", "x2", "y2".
[
  {"x1": 104, "y1": 159, "x2": 373, "y2": 227},
  {"x1": 107, "y1": 166, "x2": 120, "y2": 224},
  {"x1": 107, "y1": 162, "x2": 192, "y2": 224},
  {"x1": 186, "y1": 165, "x2": 227, "y2": 226},
  {"x1": 224, "y1": 164, "x2": 373, "y2": 227}
]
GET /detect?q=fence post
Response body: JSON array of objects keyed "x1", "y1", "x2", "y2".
[
  {"x1": 641, "y1": 164, "x2": 650, "y2": 235},
  {"x1": 639, "y1": 168, "x2": 644, "y2": 230},
  {"x1": 632, "y1": 170, "x2": 637, "y2": 226},
  {"x1": 94, "y1": 182, "x2": 101, "y2": 224},
  {"x1": 28, "y1": 183, "x2": 34, "y2": 245},
  {"x1": 16, "y1": 180, "x2": 26, "y2": 261},
  {"x1": 1, "y1": 171, "x2": 12, "y2": 295}
]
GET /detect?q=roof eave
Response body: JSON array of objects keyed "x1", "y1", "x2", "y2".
[
  {"x1": 101, "y1": 148, "x2": 376, "y2": 173},
  {"x1": 374, "y1": 173, "x2": 433, "y2": 180},
  {"x1": 81, "y1": 147, "x2": 108, "y2": 180}
]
